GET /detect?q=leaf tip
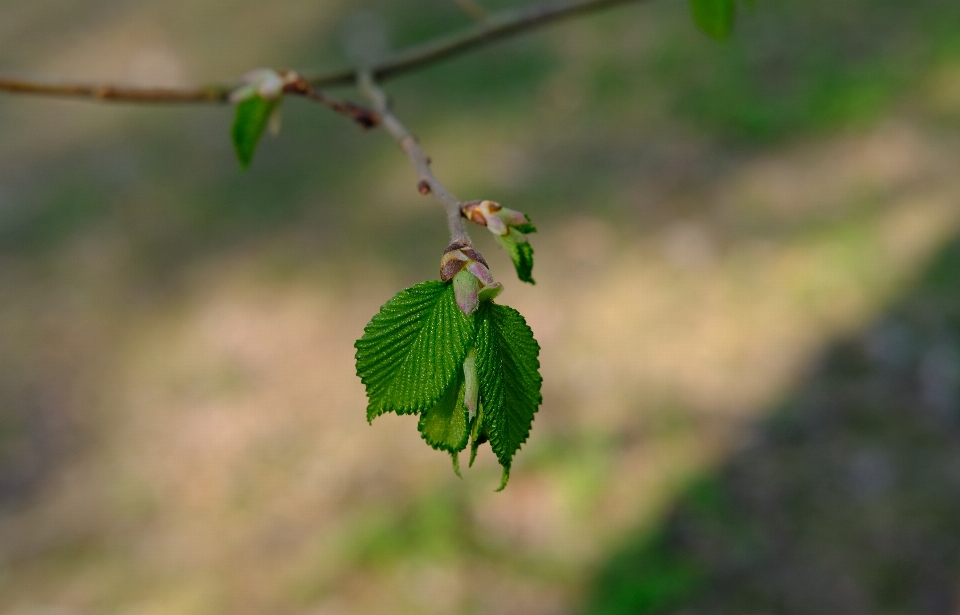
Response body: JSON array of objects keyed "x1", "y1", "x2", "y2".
[{"x1": 495, "y1": 465, "x2": 511, "y2": 492}]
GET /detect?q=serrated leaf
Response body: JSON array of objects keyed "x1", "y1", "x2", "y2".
[
  {"x1": 690, "y1": 0, "x2": 736, "y2": 40},
  {"x1": 469, "y1": 405, "x2": 487, "y2": 468},
  {"x1": 356, "y1": 281, "x2": 475, "y2": 422},
  {"x1": 418, "y1": 374, "x2": 470, "y2": 454},
  {"x1": 495, "y1": 229, "x2": 536, "y2": 284},
  {"x1": 232, "y1": 96, "x2": 280, "y2": 169},
  {"x1": 476, "y1": 303, "x2": 542, "y2": 490}
]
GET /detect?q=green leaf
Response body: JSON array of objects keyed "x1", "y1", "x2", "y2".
[
  {"x1": 232, "y1": 96, "x2": 280, "y2": 169},
  {"x1": 356, "y1": 281, "x2": 475, "y2": 422},
  {"x1": 689, "y1": 0, "x2": 736, "y2": 40},
  {"x1": 475, "y1": 303, "x2": 542, "y2": 490},
  {"x1": 513, "y1": 221, "x2": 537, "y2": 234},
  {"x1": 495, "y1": 228, "x2": 536, "y2": 284},
  {"x1": 418, "y1": 374, "x2": 470, "y2": 454},
  {"x1": 469, "y1": 405, "x2": 487, "y2": 468}
]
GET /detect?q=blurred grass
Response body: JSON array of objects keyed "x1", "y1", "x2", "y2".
[{"x1": 1, "y1": 0, "x2": 960, "y2": 614}]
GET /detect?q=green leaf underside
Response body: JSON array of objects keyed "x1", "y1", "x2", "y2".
[
  {"x1": 496, "y1": 230, "x2": 536, "y2": 284},
  {"x1": 356, "y1": 281, "x2": 475, "y2": 422},
  {"x1": 514, "y1": 222, "x2": 537, "y2": 234},
  {"x1": 232, "y1": 96, "x2": 280, "y2": 169},
  {"x1": 689, "y1": 0, "x2": 735, "y2": 40},
  {"x1": 469, "y1": 405, "x2": 486, "y2": 468},
  {"x1": 418, "y1": 375, "x2": 470, "y2": 454},
  {"x1": 476, "y1": 303, "x2": 542, "y2": 489}
]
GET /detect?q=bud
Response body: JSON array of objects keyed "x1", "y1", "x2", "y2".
[
  {"x1": 462, "y1": 200, "x2": 533, "y2": 237},
  {"x1": 461, "y1": 200, "x2": 537, "y2": 284},
  {"x1": 440, "y1": 241, "x2": 501, "y2": 315},
  {"x1": 229, "y1": 69, "x2": 288, "y2": 103}
]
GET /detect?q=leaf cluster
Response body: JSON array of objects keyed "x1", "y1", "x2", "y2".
[{"x1": 355, "y1": 281, "x2": 542, "y2": 490}]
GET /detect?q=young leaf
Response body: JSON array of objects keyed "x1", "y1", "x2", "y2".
[
  {"x1": 469, "y1": 405, "x2": 487, "y2": 468},
  {"x1": 232, "y1": 96, "x2": 280, "y2": 169},
  {"x1": 494, "y1": 229, "x2": 536, "y2": 284},
  {"x1": 689, "y1": 0, "x2": 736, "y2": 40},
  {"x1": 418, "y1": 374, "x2": 470, "y2": 454},
  {"x1": 475, "y1": 303, "x2": 542, "y2": 490},
  {"x1": 355, "y1": 281, "x2": 475, "y2": 422}
]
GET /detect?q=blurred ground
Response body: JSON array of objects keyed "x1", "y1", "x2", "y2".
[{"x1": 1, "y1": 0, "x2": 960, "y2": 614}]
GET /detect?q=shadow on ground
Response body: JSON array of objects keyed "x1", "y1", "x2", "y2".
[{"x1": 585, "y1": 238, "x2": 960, "y2": 614}]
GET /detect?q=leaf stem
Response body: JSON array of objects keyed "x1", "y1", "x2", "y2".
[{"x1": 358, "y1": 72, "x2": 471, "y2": 246}]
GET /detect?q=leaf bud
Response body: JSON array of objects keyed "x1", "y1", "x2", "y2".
[
  {"x1": 230, "y1": 69, "x2": 287, "y2": 103},
  {"x1": 441, "y1": 241, "x2": 500, "y2": 315},
  {"x1": 462, "y1": 200, "x2": 533, "y2": 237}
]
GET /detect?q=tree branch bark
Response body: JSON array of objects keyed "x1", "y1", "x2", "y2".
[
  {"x1": 0, "y1": 0, "x2": 645, "y2": 104},
  {"x1": 358, "y1": 72, "x2": 471, "y2": 246}
]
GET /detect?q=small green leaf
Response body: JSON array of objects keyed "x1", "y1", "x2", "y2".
[
  {"x1": 232, "y1": 96, "x2": 280, "y2": 169},
  {"x1": 475, "y1": 303, "x2": 542, "y2": 490},
  {"x1": 689, "y1": 0, "x2": 735, "y2": 40},
  {"x1": 418, "y1": 374, "x2": 470, "y2": 454},
  {"x1": 495, "y1": 228, "x2": 536, "y2": 284},
  {"x1": 356, "y1": 281, "x2": 475, "y2": 422},
  {"x1": 469, "y1": 405, "x2": 487, "y2": 468},
  {"x1": 513, "y1": 222, "x2": 537, "y2": 234}
]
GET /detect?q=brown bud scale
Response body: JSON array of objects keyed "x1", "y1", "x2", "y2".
[
  {"x1": 461, "y1": 248, "x2": 489, "y2": 268},
  {"x1": 443, "y1": 241, "x2": 470, "y2": 254},
  {"x1": 440, "y1": 256, "x2": 467, "y2": 281}
]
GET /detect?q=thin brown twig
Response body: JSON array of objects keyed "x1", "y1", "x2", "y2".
[
  {"x1": 0, "y1": 0, "x2": 645, "y2": 104},
  {"x1": 358, "y1": 71, "x2": 471, "y2": 246},
  {"x1": 0, "y1": 75, "x2": 229, "y2": 102},
  {"x1": 280, "y1": 73, "x2": 380, "y2": 128},
  {"x1": 309, "y1": 0, "x2": 644, "y2": 88}
]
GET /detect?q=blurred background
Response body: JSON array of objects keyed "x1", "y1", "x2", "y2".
[{"x1": 2, "y1": 0, "x2": 960, "y2": 613}]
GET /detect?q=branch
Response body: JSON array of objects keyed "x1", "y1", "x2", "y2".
[
  {"x1": 0, "y1": 0, "x2": 644, "y2": 104},
  {"x1": 358, "y1": 72, "x2": 470, "y2": 245},
  {"x1": 309, "y1": 0, "x2": 645, "y2": 88},
  {"x1": 279, "y1": 73, "x2": 380, "y2": 128},
  {"x1": 0, "y1": 75, "x2": 230, "y2": 102}
]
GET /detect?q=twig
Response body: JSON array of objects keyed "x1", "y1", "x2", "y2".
[
  {"x1": 358, "y1": 72, "x2": 470, "y2": 245},
  {"x1": 0, "y1": 75, "x2": 229, "y2": 102},
  {"x1": 309, "y1": 0, "x2": 644, "y2": 88},
  {"x1": 0, "y1": 0, "x2": 644, "y2": 104},
  {"x1": 280, "y1": 73, "x2": 380, "y2": 128}
]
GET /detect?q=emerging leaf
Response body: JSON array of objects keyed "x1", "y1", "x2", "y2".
[
  {"x1": 689, "y1": 0, "x2": 736, "y2": 40},
  {"x1": 494, "y1": 229, "x2": 536, "y2": 284},
  {"x1": 469, "y1": 405, "x2": 488, "y2": 468},
  {"x1": 461, "y1": 201, "x2": 537, "y2": 284},
  {"x1": 418, "y1": 374, "x2": 470, "y2": 454},
  {"x1": 475, "y1": 302, "x2": 542, "y2": 490},
  {"x1": 355, "y1": 281, "x2": 475, "y2": 422},
  {"x1": 513, "y1": 222, "x2": 538, "y2": 234},
  {"x1": 232, "y1": 96, "x2": 280, "y2": 170}
]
